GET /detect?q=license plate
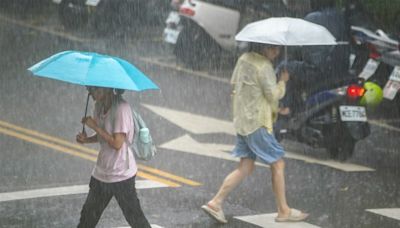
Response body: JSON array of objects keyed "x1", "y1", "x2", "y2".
[
  {"x1": 339, "y1": 106, "x2": 367, "y2": 122},
  {"x1": 163, "y1": 12, "x2": 182, "y2": 44},
  {"x1": 358, "y1": 58, "x2": 379, "y2": 80},
  {"x1": 383, "y1": 79, "x2": 400, "y2": 100},
  {"x1": 163, "y1": 28, "x2": 181, "y2": 44},
  {"x1": 165, "y1": 11, "x2": 180, "y2": 24},
  {"x1": 86, "y1": 0, "x2": 100, "y2": 6},
  {"x1": 52, "y1": 0, "x2": 62, "y2": 4},
  {"x1": 389, "y1": 66, "x2": 400, "y2": 82}
]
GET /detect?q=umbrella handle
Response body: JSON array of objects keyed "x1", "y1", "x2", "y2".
[{"x1": 82, "y1": 93, "x2": 90, "y2": 134}]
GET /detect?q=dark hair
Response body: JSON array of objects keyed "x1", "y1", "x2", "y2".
[
  {"x1": 86, "y1": 86, "x2": 125, "y2": 95},
  {"x1": 249, "y1": 42, "x2": 277, "y2": 54},
  {"x1": 113, "y1": 88, "x2": 125, "y2": 95}
]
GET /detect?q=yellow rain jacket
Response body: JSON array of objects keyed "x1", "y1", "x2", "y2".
[{"x1": 231, "y1": 52, "x2": 286, "y2": 135}]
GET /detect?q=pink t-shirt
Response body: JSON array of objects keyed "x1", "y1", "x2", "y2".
[{"x1": 92, "y1": 100, "x2": 138, "y2": 183}]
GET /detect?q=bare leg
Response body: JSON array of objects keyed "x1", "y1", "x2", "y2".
[
  {"x1": 271, "y1": 159, "x2": 291, "y2": 217},
  {"x1": 207, "y1": 158, "x2": 255, "y2": 210}
]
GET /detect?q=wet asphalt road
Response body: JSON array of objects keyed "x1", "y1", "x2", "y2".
[{"x1": 0, "y1": 4, "x2": 400, "y2": 228}]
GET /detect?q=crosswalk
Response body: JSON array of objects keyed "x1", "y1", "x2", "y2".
[
  {"x1": 116, "y1": 225, "x2": 163, "y2": 228},
  {"x1": 146, "y1": 104, "x2": 375, "y2": 172},
  {"x1": 159, "y1": 134, "x2": 375, "y2": 172},
  {"x1": 366, "y1": 208, "x2": 400, "y2": 221},
  {"x1": 145, "y1": 103, "x2": 400, "y2": 227},
  {"x1": 234, "y1": 213, "x2": 320, "y2": 228},
  {"x1": 0, "y1": 102, "x2": 397, "y2": 227},
  {"x1": 0, "y1": 180, "x2": 168, "y2": 203}
]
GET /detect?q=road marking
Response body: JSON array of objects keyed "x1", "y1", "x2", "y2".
[
  {"x1": 0, "y1": 14, "x2": 90, "y2": 43},
  {"x1": 138, "y1": 165, "x2": 201, "y2": 186},
  {"x1": 0, "y1": 121, "x2": 201, "y2": 187},
  {"x1": 0, "y1": 120, "x2": 98, "y2": 156},
  {"x1": 160, "y1": 134, "x2": 268, "y2": 168},
  {"x1": 144, "y1": 103, "x2": 400, "y2": 137},
  {"x1": 284, "y1": 151, "x2": 375, "y2": 172},
  {"x1": 370, "y1": 120, "x2": 400, "y2": 133},
  {"x1": 137, "y1": 171, "x2": 180, "y2": 188},
  {"x1": 160, "y1": 135, "x2": 374, "y2": 172},
  {"x1": 116, "y1": 225, "x2": 163, "y2": 228},
  {"x1": 366, "y1": 208, "x2": 400, "y2": 221},
  {"x1": 138, "y1": 57, "x2": 230, "y2": 84},
  {"x1": 234, "y1": 213, "x2": 320, "y2": 228},
  {"x1": 0, "y1": 180, "x2": 167, "y2": 203},
  {"x1": 0, "y1": 125, "x2": 98, "y2": 162},
  {"x1": 143, "y1": 104, "x2": 235, "y2": 135}
]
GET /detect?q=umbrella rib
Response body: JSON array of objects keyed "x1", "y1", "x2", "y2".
[
  {"x1": 115, "y1": 58, "x2": 139, "y2": 90},
  {"x1": 84, "y1": 53, "x2": 98, "y2": 87},
  {"x1": 28, "y1": 51, "x2": 71, "y2": 72}
]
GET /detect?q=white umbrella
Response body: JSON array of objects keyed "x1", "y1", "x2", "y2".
[{"x1": 235, "y1": 17, "x2": 337, "y2": 46}]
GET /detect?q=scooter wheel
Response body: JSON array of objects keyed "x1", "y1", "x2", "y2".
[{"x1": 327, "y1": 138, "x2": 355, "y2": 161}]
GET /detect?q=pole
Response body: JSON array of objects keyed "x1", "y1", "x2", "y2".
[
  {"x1": 82, "y1": 93, "x2": 90, "y2": 133},
  {"x1": 285, "y1": 46, "x2": 288, "y2": 68}
]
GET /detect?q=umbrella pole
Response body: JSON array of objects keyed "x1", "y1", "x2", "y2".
[
  {"x1": 82, "y1": 93, "x2": 90, "y2": 133},
  {"x1": 284, "y1": 46, "x2": 288, "y2": 68}
]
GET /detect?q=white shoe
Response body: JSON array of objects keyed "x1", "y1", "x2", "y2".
[{"x1": 201, "y1": 204, "x2": 228, "y2": 224}]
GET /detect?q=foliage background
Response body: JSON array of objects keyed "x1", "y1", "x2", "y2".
[{"x1": 338, "y1": 0, "x2": 400, "y2": 34}]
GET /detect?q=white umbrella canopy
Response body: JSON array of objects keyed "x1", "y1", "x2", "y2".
[{"x1": 235, "y1": 17, "x2": 337, "y2": 46}]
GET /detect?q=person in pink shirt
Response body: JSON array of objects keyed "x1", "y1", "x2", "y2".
[{"x1": 76, "y1": 86, "x2": 151, "y2": 228}]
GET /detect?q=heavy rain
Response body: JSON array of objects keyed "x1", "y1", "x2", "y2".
[{"x1": 0, "y1": 0, "x2": 399, "y2": 227}]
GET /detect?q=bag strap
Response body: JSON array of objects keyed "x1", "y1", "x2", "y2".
[{"x1": 131, "y1": 108, "x2": 146, "y2": 129}]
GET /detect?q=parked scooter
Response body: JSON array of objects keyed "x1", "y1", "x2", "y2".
[
  {"x1": 163, "y1": 0, "x2": 288, "y2": 68},
  {"x1": 351, "y1": 26, "x2": 400, "y2": 108},
  {"x1": 273, "y1": 38, "x2": 375, "y2": 161},
  {"x1": 275, "y1": 71, "x2": 371, "y2": 161},
  {"x1": 53, "y1": 0, "x2": 167, "y2": 34}
]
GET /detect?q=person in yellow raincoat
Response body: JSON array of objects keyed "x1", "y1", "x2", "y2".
[{"x1": 201, "y1": 43, "x2": 309, "y2": 223}]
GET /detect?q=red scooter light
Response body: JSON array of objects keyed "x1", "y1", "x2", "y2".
[
  {"x1": 366, "y1": 43, "x2": 381, "y2": 60},
  {"x1": 347, "y1": 84, "x2": 365, "y2": 98},
  {"x1": 179, "y1": 6, "x2": 195, "y2": 16}
]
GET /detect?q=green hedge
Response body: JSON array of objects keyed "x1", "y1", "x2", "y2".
[
  {"x1": 363, "y1": 0, "x2": 400, "y2": 31},
  {"x1": 338, "y1": 0, "x2": 400, "y2": 33}
]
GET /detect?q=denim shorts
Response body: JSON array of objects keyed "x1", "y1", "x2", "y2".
[{"x1": 232, "y1": 127, "x2": 285, "y2": 164}]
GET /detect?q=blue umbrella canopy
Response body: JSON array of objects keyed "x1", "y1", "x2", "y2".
[
  {"x1": 28, "y1": 50, "x2": 159, "y2": 133},
  {"x1": 28, "y1": 50, "x2": 159, "y2": 91}
]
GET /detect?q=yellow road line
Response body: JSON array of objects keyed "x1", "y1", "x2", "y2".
[
  {"x1": 0, "y1": 126, "x2": 97, "y2": 162},
  {"x1": 137, "y1": 171, "x2": 181, "y2": 188},
  {"x1": 0, "y1": 120, "x2": 98, "y2": 156},
  {"x1": 0, "y1": 121, "x2": 201, "y2": 187},
  {"x1": 0, "y1": 125, "x2": 182, "y2": 187},
  {"x1": 138, "y1": 164, "x2": 201, "y2": 186}
]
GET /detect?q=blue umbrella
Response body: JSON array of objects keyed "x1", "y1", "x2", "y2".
[
  {"x1": 28, "y1": 50, "x2": 160, "y2": 132},
  {"x1": 28, "y1": 50, "x2": 159, "y2": 91}
]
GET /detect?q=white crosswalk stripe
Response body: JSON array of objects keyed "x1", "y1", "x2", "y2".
[
  {"x1": 115, "y1": 225, "x2": 163, "y2": 228},
  {"x1": 234, "y1": 213, "x2": 320, "y2": 228},
  {"x1": 366, "y1": 208, "x2": 400, "y2": 221},
  {"x1": 160, "y1": 134, "x2": 374, "y2": 172},
  {"x1": 147, "y1": 104, "x2": 374, "y2": 172},
  {"x1": 0, "y1": 180, "x2": 168, "y2": 203},
  {"x1": 143, "y1": 104, "x2": 235, "y2": 135}
]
